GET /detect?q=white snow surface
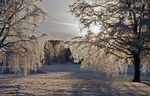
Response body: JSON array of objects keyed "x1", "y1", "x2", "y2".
[{"x1": 0, "y1": 62, "x2": 150, "y2": 96}]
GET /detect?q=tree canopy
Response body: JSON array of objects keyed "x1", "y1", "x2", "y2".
[
  {"x1": 69, "y1": 0, "x2": 150, "y2": 82},
  {"x1": 0, "y1": 0, "x2": 46, "y2": 75}
]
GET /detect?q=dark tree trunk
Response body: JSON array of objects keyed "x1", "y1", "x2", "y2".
[{"x1": 133, "y1": 54, "x2": 140, "y2": 82}]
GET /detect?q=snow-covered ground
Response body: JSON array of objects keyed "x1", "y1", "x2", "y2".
[{"x1": 0, "y1": 63, "x2": 150, "y2": 96}]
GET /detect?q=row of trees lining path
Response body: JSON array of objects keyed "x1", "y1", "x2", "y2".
[{"x1": 69, "y1": 0, "x2": 150, "y2": 82}]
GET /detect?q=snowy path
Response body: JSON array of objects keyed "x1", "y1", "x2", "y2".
[{"x1": 0, "y1": 63, "x2": 150, "y2": 96}]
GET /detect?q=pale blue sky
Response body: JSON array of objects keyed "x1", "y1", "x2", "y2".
[{"x1": 39, "y1": 0, "x2": 80, "y2": 40}]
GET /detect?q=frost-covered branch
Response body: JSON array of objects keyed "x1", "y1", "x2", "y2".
[
  {"x1": 69, "y1": 0, "x2": 150, "y2": 81},
  {"x1": 0, "y1": 0, "x2": 47, "y2": 76}
]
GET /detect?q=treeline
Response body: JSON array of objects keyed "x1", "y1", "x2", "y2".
[{"x1": 44, "y1": 40, "x2": 73, "y2": 64}]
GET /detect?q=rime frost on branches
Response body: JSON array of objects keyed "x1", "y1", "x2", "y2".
[
  {"x1": 44, "y1": 40, "x2": 66, "y2": 64},
  {"x1": 2, "y1": 40, "x2": 42, "y2": 76},
  {"x1": 70, "y1": 0, "x2": 150, "y2": 79},
  {"x1": 0, "y1": 0, "x2": 46, "y2": 75},
  {"x1": 70, "y1": 37, "x2": 129, "y2": 77}
]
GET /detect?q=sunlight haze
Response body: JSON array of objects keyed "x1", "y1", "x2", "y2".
[{"x1": 39, "y1": 0, "x2": 80, "y2": 40}]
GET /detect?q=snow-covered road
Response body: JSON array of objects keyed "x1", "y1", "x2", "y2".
[{"x1": 0, "y1": 63, "x2": 150, "y2": 96}]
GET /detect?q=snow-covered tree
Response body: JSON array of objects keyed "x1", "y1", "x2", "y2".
[
  {"x1": 44, "y1": 40, "x2": 66, "y2": 64},
  {"x1": 2, "y1": 40, "x2": 42, "y2": 76},
  {"x1": 69, "y1": 0, "x2": 150, "y2": 82},
  {"x1": 0, "y1": 0, "x2": 46, "y2": 75},
  {"x1": 44, "y1": 41, "x2": 54, "y2": 65}
]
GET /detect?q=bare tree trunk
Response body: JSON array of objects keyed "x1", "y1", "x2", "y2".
[{"x1": 133, "y1": 54, "x2": 140, "y2": 82}]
